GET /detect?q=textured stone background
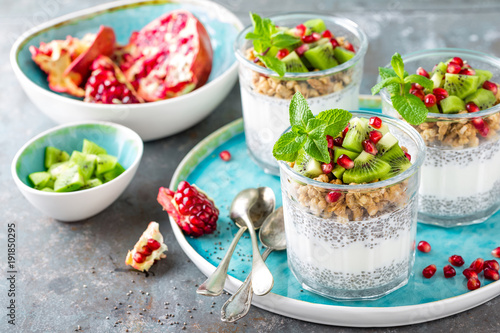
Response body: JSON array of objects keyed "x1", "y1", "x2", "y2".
[{"x1": 1, "y1": 0, "x2": 500, "y2": 332}]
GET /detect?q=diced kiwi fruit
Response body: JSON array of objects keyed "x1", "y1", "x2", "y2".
[
  {"x1": 376, "y1": 132, "x2": 398, "y2": 156},
  {"x1": 41, "y1": 187, "x2": 55, "y2": 192},
  {"x1": 334, "y1": 47, "x2": 355, "y2": 64},
  {"x1": 333, "y1": 147, "x2": 360, "y2": 163},
  {"x1": 96, "y1": 154, "x2": 118, "y2": 175},
  {"x1": 44, "y1": 146, "x2": 69, "y2": 169},
  {"x1": 103, "y1": 163, "x2": 125, "y2": 183},
  {"x1": 81, "y1": 178, "x2": 103, "y2": 190},
  {"x1": 378, "y1": 145, "x2": 412, "y2": 180},
  {"x1": 282, "y1": 51, "x2": 308, "y2": 73},
  {"x1": 464, "y1": 88, "x2": 496, "y2": 110},
  {"x1": 45, "y1": 178, "x2": 55, "y2": 189},
  {"x1": 332, "y1": 164, "x2": 345, "y2": 179},
  {"x1": 427, "y1": 104, "x2": 440, "y2": 114},
  {"x1": 304, "y1": 43, "x2": 339, "y2": 70},
  {"x1": 69, "y1": 151, "x2": 97, "y2": 181},
  {"x1": 293, "y1": 149, "x2": 323, "y2": 178},
  {"x1": 28, "y1": 171, "x2": 51, "y2": 189},
  {"x1": 303, "y1": 19, "x2": 326, "y2": 33},
  {"x1": 343, "y1": 151, "x2": 391, "y2": 184},
  {"x1": 54, "y1": 165, "x2": 85, "y2": 192},
  {"x1": 82, "y1": 139, "x2": 107, "y2": 155},
  {"x1": 368, "y1": 122, "x2": 389, "y2": 135},
  {"x1": 432, "y1": 62, "x2": 447, "y2": 76},
  {"x1": 443, "y1": 73, "x2": 479, "y2": 99},
  {"x1": 430, "y1": 72, "x2": 444, "y2": 89},
  {"x1": 440, "y1": 96, "x2": 466, "y2": 114},
  {"x1": 474, "y1": 69, "x2": 493, "y2": 88},
  {"x1": 48, "y1": 161, "x2": 72, "y2": 179},
  {"x1": 342, "y1": 117, "x2": 368, "y2": 153}
]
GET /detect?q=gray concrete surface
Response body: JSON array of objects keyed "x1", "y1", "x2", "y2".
[{"x1": 1, "y1": 0, "x2": 500, "y2": 332}]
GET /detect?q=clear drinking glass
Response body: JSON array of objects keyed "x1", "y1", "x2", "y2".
[
  {"x1": 380, "y1": 49, "x2": 500, "y2": 227},
  {"x1": 234, "y1": 13, "x2": 368, "y2": 175},
  {"x1": 279, "y1": 111, "x2": 426, "y2": 300}
]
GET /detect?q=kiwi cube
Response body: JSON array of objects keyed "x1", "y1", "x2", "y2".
[
  {"x1": 96, "y1": 154, "x2": 118, "y2": 175},
  {"x1": 41, "y1": 187, "x2": 55, "y2": 192},
  {"x1": 333, "y1": 47, "x2": 355, "y2": 64},
  {"x1": 464, "y1": 88, "x2": 496, "y2": 110},
  {"x1": 293, "y1": 149, "x2": 323, "y2": 178},
  {"x1": 440, "y1": 96, "x2": 465, "y2": 114},
  {"x1": 69, "y1": 151, "x2": 97, "y2": 181},
  {"x1": 44, "y1": 146, "x2": 69, "y2": 169},
  {"x1": 303, "y1": 19, "x2": 327, "y2": 33},
  {"x1": 304, "y1": 43, "x2": 339, "y2": 70},
  {"x1": 343, "y1": 151, "x2": 391, "y2": 184},
  {"x1": 28, "y1": 171, "x2": 51, "y2": 189},
  {"x1": 475, "y1": 69, "x2": 493, "y2": 88},
  {"x1": 81, "y1": 178, "x2": 103, "y2": 190},
  {"x1": 443, "y1": 73, "x2": 479, "y2": 99},
  {"x1": 332, "y1": 164, "x2": 345, "y2": 179},
  {"x1": 376, "y1": 132, "x2": 398, "y2": 156},
  {"x1": 427, "y1": 104, "x2": 440, "y2": 114},
  {"x1": 432, "y1": 62, "x2": 447, "y2": 76},
  {"x1": 378, "y1": 145, "x2": 412, "y2": 180},
  {"x1": 103, "y1": 163, "x2": 125, "y2": 183},
  {"x1": 282, "y1": 51, "x2": 309, "y2": 73},
  {"x1": 54, "y1": 165, "x2": 85, "y2": 192},
  {"x1": 333, "y1": 147, "x2": 360, "y2": 163},
  {"x1": 82, "y1": 139, "x2": 107, "y2": 155},
  {"x1": 430, "y1": 72, "x2": 444, "y2": 89},
  {"x1": 48, "y1": 161, "x2": 72, "y2": 179},
  {"x1": 342, "y1": 118, "x2": 368, "y2": 153}
]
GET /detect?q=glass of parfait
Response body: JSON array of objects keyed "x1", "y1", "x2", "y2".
[
  {"x1": 234, "y1": 13, "x2": 368, "y2": 175},
  {"x1": 380, "y1": 49, "x2": 500, "y2": 227},
  {"x1": 279, "y1": 111, "x2": 426, "y2": 300}
]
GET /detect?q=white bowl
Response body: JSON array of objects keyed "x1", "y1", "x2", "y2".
[
  {"x1": 11, "y1": 121, "x2": 143, "y2": 222},
  {"x1": 10, "y1": 0, "x2": 243, "y2": 141}
]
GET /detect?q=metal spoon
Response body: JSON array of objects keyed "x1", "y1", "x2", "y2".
[
  {"x1": 221, "y1": 207, "x2": 285, "y2": 322},
  {"x1": 197, "y1": 187, "x2": 275, "y2": 296}
]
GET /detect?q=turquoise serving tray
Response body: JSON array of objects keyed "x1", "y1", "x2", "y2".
[{"x1": 166, "y1": 96, "x2": 500, "y2": 327}]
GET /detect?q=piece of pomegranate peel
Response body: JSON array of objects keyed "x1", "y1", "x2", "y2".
[{"x1": 125, "y1": 222, "x2": 168, "y2": 272}]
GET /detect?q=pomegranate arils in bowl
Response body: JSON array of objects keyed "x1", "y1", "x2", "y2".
[
  {"x1": 417, "y1": 241, "x2": 431, "y2": 253},
  {"x1": 467, "y1": 277, "x2": 481, "y2": 291},
  {"x1": 469, "y1": 258, "x2": 485, "y2": 273},
  {"x1": 482, "y1": 80, "x2": 498, "y2": 95},
  {"x1": 219, "y1": 150, "x2": 231, "y2": 161},
  {"x1": 422, "y1": 264, "x2": 437, "y2": 278},
  {"x1": 447, "y1": 62, "x2": 462, "y2": 74},
  {"x1": 443, "y1": 265, "x2": 456, "y2": 278},
  {"x1": 484, "y1": 259, "x2": 499, "y2": 271},
  {"x1": 368, "y1": 116, "x2": 382, "y2": 129},
  {"x1": 450, "y1": 57, "x2": 464, "y2": 67},
  {"x1": 463, "y1": 268, "x2": 478, "y2": 279},
  {"x1": 416, "y1": 67, "x2": 429, "y2": 78},
  {"x1": 492, "y1": 247, "x2": 500, "y2": 258},
  {"x1": 484, "y1": 268, "x2": 500, "y2": 281},
  {"x1": 448, "y1": 255, "x2": 465, "y2": 267},
  {"x1": 369, "y1": 130, "x2": 383, "y2": 144}
]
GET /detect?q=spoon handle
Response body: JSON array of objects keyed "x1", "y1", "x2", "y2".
[
  {"x1": 197, "y1": 227, "x2": 247, "y2": 296},
  {"x1": 243, "y1": 215, "x2": 274, "y2": 296},
  {"x1": 220, "y1": 248, "x2": 273, "y2": 322}
]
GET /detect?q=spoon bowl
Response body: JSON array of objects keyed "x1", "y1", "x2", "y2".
[
  {"x1": 259, "y1": 207, "x2": 286, "y2": 251},
  {"x1": 230, "y1": 187, "x2": 275, "y2": 229}
]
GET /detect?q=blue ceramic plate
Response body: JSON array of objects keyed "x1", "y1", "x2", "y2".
[{"x1": 166, "y1": 96, "x2": 500, "y2": 327}]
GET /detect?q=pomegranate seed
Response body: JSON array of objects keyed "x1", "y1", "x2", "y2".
[
  {"x1": 448, "y1": 255, "x2": 465, "y2": 267},
  {"x1": 321, "y1": 163, "x2": 333, "y2": 174},
  {"x1": 467, "y1": 277, "x2": 481, "y2": 291},
  {"x1": 422, "y1": 264, "x2": 437, "y2": 278},
  {"x1": 326, "y1": 135, "x2": 334, "y2": 149},
  {"x1": 295, "y1": 24, "x2": 306, "y2": 36},
  {"x1": 302, "y1": 33, "x2": 320, "y2": 43},
  {"x1": 333, "y1": 137, "x2": 344, "y2": 147},
  {"x1": 322, "y1": 30, "x2": 332, "y2": 38},
  {"x1": 411, "y1": 83, "x2": 423, "y2": 90},
  {"x1": 343, "y1": 41, "x2": 355, "y2": 53},
  {"x1": 463, "y1": 63, "x2": 472, "y2": 68},
  {"x1": 470, "y1": 258, "x2": 484, "y2": 273},
  {"x1": 466, "y1": 102, "x2": 480, "y2": 113},
  {"x1": 140, "y1": 245, "x2": 152, "y2": 256},
  {"x1": 492, "y1": 247, "x2": 500, "y2": 258},
  {"x1": 219, "y1": 150, "x2": 231, "y2": 161},
  {"x1": 450, "y1": 57, "x2": 464, "y2": 67},
  {"x1": 424, "y1": 94, "x2": 437, "y2": 107},
  {"x1": 410, "y1": 89, "x2": 425, "y2": 101},
  {"x1": 463, "y1": 268, "x2": 478, "y2": 279},
  {"x1": 369, "y1": 116, "x2": 382, "y2": 129},
  {"x1": 443, "y1": 265, "x2": 456, "y2": 278},
  {"x1": 369, "y1": 130, "x2": 383, "y2": 144},
  {"x1": 276, "y1": 48, "x2": 289, "y2": 60},
  {"x1": 147, "y1": 238, "x2": 161, "y2": 251},
  {"x1": 337, "y1": 154, "x2": 354, "y2": 169},
  {"x1": 177, "y1": 180, "x2": 190, "y2": 192},
  {"x1": 295, "y1": 44, "x2": 309, "y2": 57},
  {"x1": 133, "y1": 252, "x2": 146, "y2": 263},
  {"x1": 362, "y1": 140, "x2": 378, "y2": 155},
  {"x1": 483, "y1": 80, "x2": 498, "y2": 95},
  {"x1": 484, "y1": 260, "x2": 500, "y2": 271},
  {"x1": 342, "y1": 125, "x2": 349, "y2": 137},
  {"x1": 417, "y1": 241, "x2": 431, "y2": 253},
  {"x1": 326, "y1": 191, "x2": 341, "y2": 203},
  {"x1": 447, "y1": 62, "x2": 462, "y2": 74},
  {"x1": 472, "y1": 118, "x2": 490, "y2": 137},
  {"x1": 433, "y1": 88, "x2": 449, "y2": 98},
  {"x1": 484, "y1": 268, "x2": 500, "y2": 281},
  {"x1": 416, "y1": 67, "x2": 430, "y2": 78},
  {"x1": 459, "y1": 68, "x2": 475, "y2": 75},
  {"x1": 404, "y1": 152, "x2": 411, "y2": 161},
  {"x1": 330, "y1": 38, "x2": 339, "y2": 49}
]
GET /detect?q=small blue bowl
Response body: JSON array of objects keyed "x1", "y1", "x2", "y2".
[{"x1": 11, "y1": 121, "x2": 144, "y2": 222}]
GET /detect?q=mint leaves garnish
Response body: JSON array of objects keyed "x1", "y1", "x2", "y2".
[
  {"x1": 245, "y1": 12, "x2": 300, "y2": 76},
  {"x1": 371, "y1": 52, "x2": 434, "y2": 125},
  {"x1": 273, "y1": 92, "x2": 352, "y2": 163}
]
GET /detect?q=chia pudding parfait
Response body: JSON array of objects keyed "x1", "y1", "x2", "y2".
[
  {"x1": 273, "y1": 94, "x2": 425, "y2": 300},
  {"x1": 379, "y1": 49, "x2": 500, "y2": 227},
  {"x1": 234, "y1": 13, "x2": 368, "y2": 175}
]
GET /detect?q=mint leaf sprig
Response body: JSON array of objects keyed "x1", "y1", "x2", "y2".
[
  {"x1": 245, "y1": 12, "x2": 301, "y2": 77},
  {"x1": 371, "y1": 52, "x2": 434, "y2": 125},
  {"x1": 273, "y1": 92, "x2": 352, "y2": 163}
]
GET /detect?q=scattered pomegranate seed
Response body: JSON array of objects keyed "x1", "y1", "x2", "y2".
[
  {"x1": 276, "y1": 48, "x2": 289, "y2": 60},
  {"x1": 411, "y1": 83, "x2": 423, "y2": 90},
  {"x1": 484, "y1": 260, "x2": 500, "y2": 271},
  {"x1": 450, "y1": 57, "x2": 464, "y2": 67},
  {"x1": 422, "y1": 264, "x2": 437, "y2": 278},
  {"x1": 342, "y1": 125, "x2": 349, "y2": 137},
  {"x1": 467, "y1": 277, "x2": 481, "y2": 291},
  {"x1": 448, "y1": 255, "x2": 465, "y2": 267},
  {"x1": 416, "y1": 67, "x2": 430, "y2": 78},
  {"x1": 470, "y1": 258, "x2": 485, "y2": 273},
  {"x1": 410, "y1": 89, "x2": 425, "y2": 101},
  {"x1": 484, "y1": 268, "x2": 500, "y2": 281},
  {"x1": 369, "y1": 130, "x2": 383, "y2": 144},
  {"x1": 140, "y1": 245, "x2": 152, "y2": 256},
  {"x1": 404, "y1": 152, "x2": 411, "y2": 161},
  {"x1": 472, "y1": 118, "x2": 490, "y2": 137},
  {"x1": 362, "y1": 140, "x2": 378, "y2": 155},
  {"x1": 301, "y1": 33, "x2": 321, "y2": 43},
  {"x1": 337, "y1": 154, "x2": 354, "y2": 169},
  {"x1": 330, "y1": 38, "x2": 339, "y2": 49},
  {"x1": 147, "y1": 238, "x2": 161, "y2": 251},
  {"x1": 326, "y1": 191, "x2": 342, "y2": 203},
  {"x1": 133, "y1": 252, "x2": 146, "y2": 263},
  {"x1": 295, "y1": 44, "x2": 309, "y2": 57},
  {"x1": 321, "y1": 163, "x2": 333, "y2": 174},
  {"x1": 326, "y1": 135, "x2": 334, "y2": 149},
  {"x1": 333, "y1": 137, "x2": 344, "y2": 147},
  {"x1": 369, "y1": 116, "x2": 382, "y2": 129},
  {"x1": 459, "y1": 68, "x2": 476, "y2": 75},
  {"x1": 424, "y1": 94, "x2": 437, "y2": 107},
  {"x1": 295, "y1": 24, "x2": 307, "y2": 36},
  {"x1": 322, "y1": 30, "x2": 332, "y2": 38},
  {"x1": 219, "y1": 150, "x2": 231, "y2": 161},
  {"x1": 492, "y1": 247, "x2": 500, "y2": 258},
  {"x1": 466, "y1": 102, "x2": 480, "y2": 113},
  {"x1": 443, "y1": 265, "x2": 456, "y2": 278},
  {"x1": 483, "y1": 80, "x2": 498, "y2": 95},
  {"x1": 447, "y1": 62, "x2": 462, "y2": 74},
  {"x1": 343, "y1": 41, "x2": 355, "y2": 53},
  {"x1": 417, "y1": 241, "x2": 431, "y2": 253},
  {"x1": 463, "y1": 268, "x2": 478, "y2": 279}
]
